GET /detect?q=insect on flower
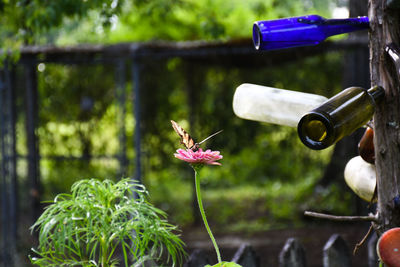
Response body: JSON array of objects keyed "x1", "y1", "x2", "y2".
[{"x1": 171, "y1": 120, "x2": 223, "y2": 151}]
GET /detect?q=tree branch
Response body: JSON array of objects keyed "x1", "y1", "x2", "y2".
[
  {"x1": 304, "y1": 211, "x2": 378, "y2": 223},
  {"x1": 353, "y1": 224, "x2": 374, "y2": 255}
]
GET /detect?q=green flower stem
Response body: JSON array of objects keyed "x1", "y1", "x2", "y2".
[
  {"x1": 100, "y1": 235, "x2": 108, "y2": 267},
  {"x1": 194, "y1": 168, "x2": 222, "y2": 264}
]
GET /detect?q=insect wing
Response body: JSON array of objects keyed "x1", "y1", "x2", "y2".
[{"x1": 171, "y1": 120, "x2": 196, "y2": 150}]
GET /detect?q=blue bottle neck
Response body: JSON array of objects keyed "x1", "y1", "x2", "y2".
[
  {"x1": 322, "y1": 16, "x2": 369, "y2": 37},
  {"x1": 253, "y1": 15, "x2": 369, "y2": 51}
]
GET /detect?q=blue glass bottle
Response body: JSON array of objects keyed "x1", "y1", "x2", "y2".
[{"x1": 253, "y1": 15, "x2": 369, "y2": 51}]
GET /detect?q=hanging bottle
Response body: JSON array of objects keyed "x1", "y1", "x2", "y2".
[
  {"x1": 253, "y1": 15, "x2": 369, "y2": 51},
  {"x1": 358, "y1": 126, "x2": 375, "y2": 164},
  {"x1": 297, "y1": 86, "x2": 385, "y2": 150},
  {"x1": 233, "y1": 83, "x2": 328, "y2": 127},
  {"x1": 344, "y1": 156, "x2": 376, "y2": 203},
  {"x1": 386, "y1": 43, "x2": 400, "y2": 81}
]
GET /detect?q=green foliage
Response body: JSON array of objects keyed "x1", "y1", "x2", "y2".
[
  {"x1": 200, "y1": 126, "x2": 331, "y2": 188},
  {"x1": 0, "y1": 0, "x2": 123, "y2": 46},
  {"x1": 200, "y1": 175, "x2": 352, "y2": 233},
  {"x1": 111, "y1": 0, "x2": 331, "y2": 42},
  {"x1": 205, "y1": 262, "x2": 242, "y2": 267},
  {"x1": 29, "y1": 50, "x2": 352, "y2": 232},
  {"x1": 30, "y1": 178, "x2": 185, "y2": 267},
  {"x1": 57, "y1": 0, "x2": 333, "y2": 44},
  {"x1": 3, "y1": 0, "x2": 350, "y2": 239},
  {"x1": 0, "y1": 0, "x2": 336, "y2": 52},
  {"x1": 40, "y1": 160, "x2": 119, "y2": 198}
]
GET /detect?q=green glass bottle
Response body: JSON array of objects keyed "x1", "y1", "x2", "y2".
[{"x1": 297, "y1": 86, "x2": 385, "y2": 150}]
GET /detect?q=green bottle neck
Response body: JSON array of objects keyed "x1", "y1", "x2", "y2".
[{"x1": 367, "y1": 86, "x2": 385, "y2": 106}]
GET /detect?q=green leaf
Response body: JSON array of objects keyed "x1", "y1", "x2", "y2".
[
  {"x1": 30, "y1": 178, "x2": 186, "y2": 266},
  {"x1": 205, "y1": 262, "x2": 243, "y2": 267}
]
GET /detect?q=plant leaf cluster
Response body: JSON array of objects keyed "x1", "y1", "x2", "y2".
[
  {"x1": 205, "y1": 262, "x2": 242, "y2": 267},
  {"x1": 30, "y1": 178, "x2": 185, "y2": 267}
]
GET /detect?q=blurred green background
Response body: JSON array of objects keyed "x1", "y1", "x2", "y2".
[{"x1": 0, "y1": 0, "x2": 368, "y2": 264}]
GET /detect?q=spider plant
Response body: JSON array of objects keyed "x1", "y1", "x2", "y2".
[{"x1": 30, "y1": 178, "x2": 185, "y2": 267}]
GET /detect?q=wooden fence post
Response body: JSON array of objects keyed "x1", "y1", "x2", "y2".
[
  {"x1": 279, "y1": 238, "x2": 307, "y2": 267},
  {"x1": 323, "y1": 234, "x2": 351, "y2": 267},
  {"x1": 231, "y1": 244, "x2": 260, "y2": 267},
  {"x1": 183, "y1": 249, "x2": 211, "y2": 267}
]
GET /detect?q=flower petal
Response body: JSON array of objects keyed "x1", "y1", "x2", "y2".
[{"x1": 174, "y1": 148, "x2": 222, "y2": 166}]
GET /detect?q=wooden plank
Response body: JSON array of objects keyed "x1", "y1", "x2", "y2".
[
  {"x1": 24, "y1": 58, "x2": 41, "y2": 223},
  {"x1": 231, "y1": 244, "x2": 259, "y2": 267},
  {"x1": 279, "y1": 238, "x2": 307, "y2": 267},
  {"x1": 323, "y1": 234, "x2": 351, "y2": 267},
  {"x1": 183, "y1": 249, "x2": 211, "y2": 267},
  {"x1": 16, "y1": 38, "x2": 367, "y2": 67}
]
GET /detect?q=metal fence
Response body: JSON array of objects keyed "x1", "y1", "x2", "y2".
[{"x1": 0, "y1": 38, "x2": 367, "y2": 266}]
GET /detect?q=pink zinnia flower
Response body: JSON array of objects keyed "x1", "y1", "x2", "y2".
[{"x1": 174, "y1": 148, "x2": 223, "y2": 166}]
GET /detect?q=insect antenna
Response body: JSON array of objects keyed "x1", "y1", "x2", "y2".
[{"x1": 197, "y1": 130, "x2": 223, "y2": 145}]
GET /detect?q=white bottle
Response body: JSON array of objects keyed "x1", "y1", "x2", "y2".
[
  {"x1": 233, "y1": 83, "x2": 328, "y2": 127},
  {"x1": 344, "y1": 156, "x2": 376, "y2": 202}
]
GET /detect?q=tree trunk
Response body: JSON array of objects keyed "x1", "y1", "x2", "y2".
[{"x1": 369, "y1": 0, "x2": 400, "y2": 233}]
